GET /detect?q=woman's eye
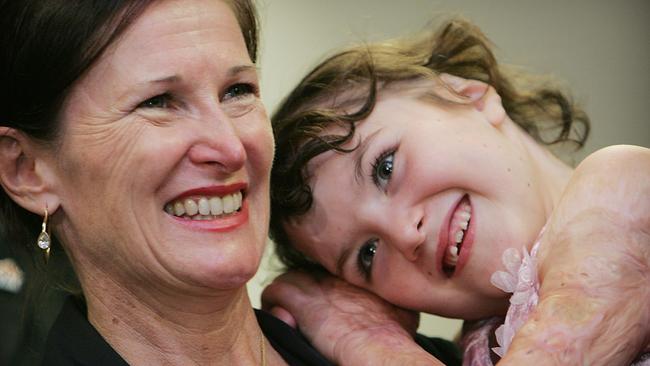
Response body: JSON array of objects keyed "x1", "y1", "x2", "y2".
[
  {"x1": 371, "y1": 151, "x2": 394, "y2": 190},
  {"x1": 137, "y1": 93, "x2": 172, "y2": 109},
  {"x1": 357, "y1": 239, "x2": 377, "y2": 279},
  {"x1": 223, "y1": 83, "x2": 256, "y2": 101}
]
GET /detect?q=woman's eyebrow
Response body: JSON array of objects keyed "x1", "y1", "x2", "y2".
[
  {"x1": 353, "y1": 129, "x2": 383, "y2": 184},
  {"x1": 150, "y1": 75, "x2": 181, "y2": 84},
  {"x1": 143, "y1": 64, "x2": 257, "y2": 86},
  {"x1": 227, "y1": 64, "x2": 259, "y2": 77}
]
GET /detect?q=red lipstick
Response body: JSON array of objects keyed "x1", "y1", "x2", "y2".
[{"x1": 166, "y1": 183, "x2": 249, "y2": 232}]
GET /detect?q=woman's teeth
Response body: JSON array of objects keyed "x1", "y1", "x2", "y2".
[
  {"x1": 443, "y1": 200, "x2": 472, "y2": 269},
  {"x1": 165, "y1": 191, "x2": 243, "y2": 220}
]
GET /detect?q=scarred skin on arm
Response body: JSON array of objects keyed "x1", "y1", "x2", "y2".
[
  {"x1": 500, "y1": 145, "x2": 650, "y2": 365},
  {"x1": 262, "y1": 271, "x2": 446, "y2": 366}
]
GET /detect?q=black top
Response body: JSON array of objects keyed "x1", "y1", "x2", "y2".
[
  {"x1": 41, "y1": 297, "x2": 331, "y2": 366},
  {"x1": 42, "y1": 297, "x2": 460, "y2": 365}
]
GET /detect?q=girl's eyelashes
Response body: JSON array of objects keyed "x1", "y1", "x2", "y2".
[
  {"x1": 371, "y1": 149, "x2": 395, "y2": 191},
  {"x1": 223, "y1": 82, "x2": 258, "y2": 102},
  {"x1": 137, "y1": 92, "x2": 173, "y2": 109},
  {"x1": 356, "y1": 239, "x2": 378, "y2": 280}
]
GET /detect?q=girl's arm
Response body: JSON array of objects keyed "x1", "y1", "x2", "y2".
[{"x1": 500, "y1": 145, "x2": 650, "y2": 365}]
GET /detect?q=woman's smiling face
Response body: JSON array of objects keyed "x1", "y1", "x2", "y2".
[
  {"x1": 49, "y1": 0, "x2": 274, "y2": 293},
  {"x1": 285, "y1": 90, "x2": 549, "y2": 319}
]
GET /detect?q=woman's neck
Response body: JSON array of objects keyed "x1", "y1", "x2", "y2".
[{"x1": 81, "y1": 273, "x2": 277, "y2": 365}]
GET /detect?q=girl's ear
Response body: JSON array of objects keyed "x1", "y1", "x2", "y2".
[
  {"x1": 0, "y1": 127, "x2": 61, "y2": 215},
  {"x1": 439, "y1": 73, "x2": 506, "y2": 127}
]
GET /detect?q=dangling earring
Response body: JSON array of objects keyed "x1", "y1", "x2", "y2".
[{"x1": 36, "y1": 206, "x2": 51, "y2": 263}]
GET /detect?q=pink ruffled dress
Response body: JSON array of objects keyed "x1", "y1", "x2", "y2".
[{"x1": 460, "y1": 237, "x2": 650, "y2": 366}]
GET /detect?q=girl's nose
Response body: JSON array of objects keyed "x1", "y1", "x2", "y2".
[{"x1": 382, "y1": 209, "x2": 425, "y2": 262}]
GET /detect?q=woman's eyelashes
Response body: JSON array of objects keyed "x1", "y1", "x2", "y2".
[
  {"x1": 135, "y1": 82, "x2": 258, "y2": 111},
  {"x1": 356, "y1": 239, "x2": 378, "y2": 280},
  {"x1": 223, "y1": 82, "x2": 257, "y2": 102},
  {"x1": 371, "y1": 149, "x2": 395, "y2": 190},
  {"x1": 138, "y1": 92, "x2": 173, "y2": 109}
]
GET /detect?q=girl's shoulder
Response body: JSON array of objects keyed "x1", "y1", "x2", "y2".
[
  {"x1": 576, "y1": 144, "x2": 649, "y2": 175},
  {"x1": 563, "y1": 144, "x2": 649, "y2": 227}
]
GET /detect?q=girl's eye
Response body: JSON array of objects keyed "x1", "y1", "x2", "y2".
[
  {"x1": 138, "y1": 93, "x2": 171, "y2": 109},
  {"x1": 371, "y1": 151, "x2": 394, "y2": 190},
  {"x1": 357, "y1": 239, "x2": 378, "y2": 280},
  {"x1": 223, "y1": 83, "x2": 256, "y2": 101}
]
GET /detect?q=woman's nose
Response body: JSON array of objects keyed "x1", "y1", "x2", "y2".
[{"x1": 187, "y1": 115, "x2": 247, "y2": 174}]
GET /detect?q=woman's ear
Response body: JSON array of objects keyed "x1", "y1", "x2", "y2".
[
  {"x1": 0, "y1": 127, "x2": 61, "y2": 214},
  {"x1": 439, "y1": 73, "x2": 506, "y2": 127}
]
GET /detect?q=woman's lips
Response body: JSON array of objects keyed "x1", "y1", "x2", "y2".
[
  {"x1": 169, "y1": 200, "x2": 249, "y2": 232},
  {"x1": 165, "y1": 183, "x2": 249, "y2": 232}
]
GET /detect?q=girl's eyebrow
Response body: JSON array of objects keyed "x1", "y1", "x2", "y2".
[
  {"x1": 335, "y1": 244, "x2": 353, "y2": 277},
  {"x1": 353, "y1": 128, "x2": 383, "y2": 184}
]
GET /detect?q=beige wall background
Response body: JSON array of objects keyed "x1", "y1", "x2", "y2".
[{"x1": 247, "y1": 0, "x2": 650, "y2": 340}]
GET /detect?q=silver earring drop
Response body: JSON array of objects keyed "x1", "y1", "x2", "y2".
[{"x1": 37, "y1": 206, "x2": 51, "y2": 263}]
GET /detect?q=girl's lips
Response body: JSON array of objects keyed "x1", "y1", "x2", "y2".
[
  {"x1": 453, "y1": 196, "x2": 474, "y2": 276},
  {"x1": 437, "y1": 194, "x2": 466, "y2": 276},
  {"x1": 436, "y1": 194, "x2": 474, "y2": 277}
]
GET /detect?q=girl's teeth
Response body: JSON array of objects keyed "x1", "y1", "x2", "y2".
[
  {"x1": 457, "y1": 211, "x2": 471, "y2": 221},
  {"x1": 164, "y1": 204, "x2": 174, "y2": 214},
  {"x1": 444, "y1": 245, "x2": 458, "y2": 267},
  {"x1": 444, "y1": 198, "x2": 471, "y2": 272},
  {"x1": 455, "y1": 230, "x2": 464, "y2": 244},
  {"x1": 449, "y1": 245, "x2": 458, "y2": 256}
]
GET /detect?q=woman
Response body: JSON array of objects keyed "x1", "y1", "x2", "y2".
[
  {"x1": 264, "y1": 18, "x2": 650, "y2": 365},
  {"x1": 0, "y1": 0, "x2": 333, "y2": 364}
]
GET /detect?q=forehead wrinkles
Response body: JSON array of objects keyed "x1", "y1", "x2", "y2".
[{"x1": 92, "y1": 0, "x2": 243, "y2": 78}]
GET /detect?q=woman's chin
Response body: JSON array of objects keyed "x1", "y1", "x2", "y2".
[{"x1": 181, "y1": 255, "x2": 261, "y2": 292}]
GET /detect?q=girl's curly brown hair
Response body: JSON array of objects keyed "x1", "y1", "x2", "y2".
[{"x1": 270, "y1": 18, "x2": 589, "y2": 271}]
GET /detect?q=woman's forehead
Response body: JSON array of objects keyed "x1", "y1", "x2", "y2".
[
  {"x1": 63, "y1": 0, "x2": 248, "y2": 111},
  {"x1": 108, "y1": 0, "x2": 244, "y2": 66}
]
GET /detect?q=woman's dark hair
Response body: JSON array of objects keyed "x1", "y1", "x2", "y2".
[
  {"x1": 270, "y1": 18, "x2": 590, "y2": 271},
  {"x1": 0, "y1": 1, "x2": 153, "y2": 284}
]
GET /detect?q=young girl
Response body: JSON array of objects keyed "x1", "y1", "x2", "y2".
[{"x1": 265, "y1": 18, "x2": 650, "y2": 365}]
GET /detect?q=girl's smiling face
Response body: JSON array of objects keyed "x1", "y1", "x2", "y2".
[
  {"x1": 285, "y1": 89, "x2": 549, "y2": 319},
  {"x1": 48, "y1": 0, "x2": 274, "y2": 294}
]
